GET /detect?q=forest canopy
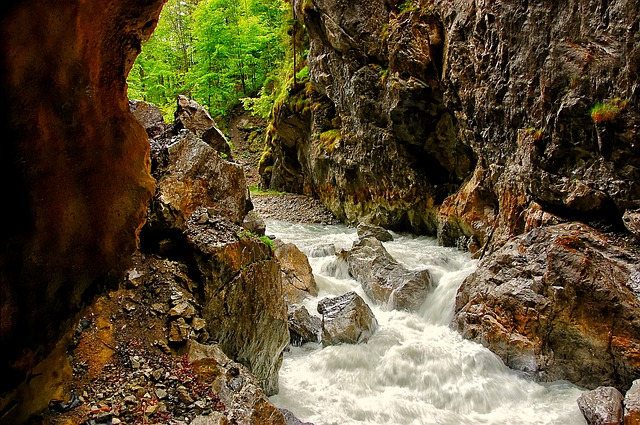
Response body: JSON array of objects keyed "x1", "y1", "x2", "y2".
[{"x1": 127, "y1": 0, "x2": 298, "y2": 120}]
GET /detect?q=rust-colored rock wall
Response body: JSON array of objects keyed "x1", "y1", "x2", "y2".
[{"x1": 0, "y1": 0, "x2": 162, "y2": 393}]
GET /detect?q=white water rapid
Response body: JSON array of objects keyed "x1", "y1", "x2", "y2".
[{"x1": 266, "y1": 220, "x2": 587, "y2": 425}]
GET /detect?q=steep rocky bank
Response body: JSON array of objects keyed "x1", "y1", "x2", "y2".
[
  {"x1": 261, "y1": 0, "x2": 640, "y2": 394},
  {"x1": 264, "y1": 0, "x2": 639, "y2": 248}
]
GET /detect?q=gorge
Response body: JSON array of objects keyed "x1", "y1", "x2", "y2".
[{"x1": 1, "y1": 0, "x2": 639, "y2": 424}]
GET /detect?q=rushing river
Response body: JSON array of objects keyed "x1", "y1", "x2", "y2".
[{"x1": 266, "y1": 220, "x2": 587, "y2": 425}]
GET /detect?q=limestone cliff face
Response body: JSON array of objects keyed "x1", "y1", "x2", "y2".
[
  {"x1": 0, "y1": 0, "x2": 162, "y2": 392},
  {"x1": 433, "y1": 0, "x2": 640, "y2": 249},
  {"x1": 262, "y1": 0, "x2": 476, "y2": 233},
  {"x1": 262, "y1": 0, "x2": 640, "y2": 391},
  {"x1": 266, "y1": 0, "x2": 639, "y2": 245}
]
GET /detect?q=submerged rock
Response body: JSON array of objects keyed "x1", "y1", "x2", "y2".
[
  {"x1": 346, "y1": 237, "x2": 432, "y2": 310},
  {"x1": 577, "y1": 386, "x2": 623, "y2": 425},
  {"x1": 454, "y1": 222, "x2": 640, "y2": 390},
  {"x1": 317, "y1": 291, "x2": 378, "y2": 346}
]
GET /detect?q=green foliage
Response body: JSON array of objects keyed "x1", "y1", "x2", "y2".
[
  {"x1": 259, "y1": 235, "x2": 275, "y2": 249},
  {"x1": 127, "y1": 0, "x2": 288, "y2": 120},
  {"x1": 591, "y1": 98, "x2": 627, "y2": 124},
  {"x1": 248, "y1": 185, "x2": 284, "y2": 195},
  {"x1": 317, "y1": 129, "x2": 341, "y2": 153}
]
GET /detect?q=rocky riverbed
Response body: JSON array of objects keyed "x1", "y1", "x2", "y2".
[{"x1": 251, "y1": 193, "x2": 341, "y2": 225}]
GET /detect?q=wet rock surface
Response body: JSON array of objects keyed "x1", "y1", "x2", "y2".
[
  {"x1": 287, "y1": 305, "x2": 321, "y2": 347},
  {"x1": 454, "y1": 222, "x2": 640, "y2": 391},
  {"x1": 346, "y1": 237, "x2": 433, "y2": 311},
  {"x1": 577, "y1": 386, "x2": 624, "y2": 425},
  {"x1": 317, "y1": 291, "x2": 378, "y2": 346},
  {"x1": 274, "y1": 240, "x2": 318, "y2": 305},
  {"x1": 356, "y1": 223, "x2": 394, "y2": 242}
]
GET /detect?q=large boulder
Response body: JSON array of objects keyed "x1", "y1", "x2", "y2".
[
  {"x1": 274, "y1": 240, "x2": 319, "y2": 304},
  {"x1": 185, "y1": 209, "x2": 289, "y2": 396},
  {"x1": 346, "y1": 237, "x2": 432, "y2": 310},
  {"x1": 129, "y1": 99, "x2": 167, "y2": 139},
  {"x1": 187, "y1": 341, "x2": 288, "y2": 425},
  {"x1": 148, "y1": 130, "x2": 249, "y2": 233},
  {"x1": 577, "y1": 386, "x2": 624, "y2": 425},
  {"x1": 317, "y1": 291, "x2": 378, "y2": 346},
  {"x1": 454, "y1": 222, "x2": 640, "y2": 390}
]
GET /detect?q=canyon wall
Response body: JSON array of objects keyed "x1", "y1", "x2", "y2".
[
  {"x1": 264, "y1": 0, "x2": 639, "y2": 247},
  {"x1": 0, "y1": 0, "x2": 163, "y2": 393},
  {"x1": 263, "y1": 0, "x2": 640, "y2": 390}
]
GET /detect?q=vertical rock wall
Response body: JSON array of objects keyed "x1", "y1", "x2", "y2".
[
  {"x1": 434, "y1": 0, "x2": 640, "y2": 249},
  {"x1": 0, "y1": 0, "x2": 162, "y2": 393},
  {"x1": 267, "y1": 0, "x2": 639, "y2": 247}
]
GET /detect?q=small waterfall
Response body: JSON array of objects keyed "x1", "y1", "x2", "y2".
[{"x1": 266, "y1": 220, "x2": 586, "y2": 425}]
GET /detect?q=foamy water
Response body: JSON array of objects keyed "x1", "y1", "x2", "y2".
[{"x1": 266, "y1": 220, "x2": 586, "y2": 425}]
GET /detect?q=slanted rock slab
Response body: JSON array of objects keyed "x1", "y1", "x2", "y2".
[
  {"x1": 346, "y1": 237, "x2": 432, "y2": 310},
  {"x1": 275, "y1": 240, "x2": 319, "y2": 304}
]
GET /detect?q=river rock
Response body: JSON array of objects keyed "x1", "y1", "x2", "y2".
[
  {"x1": 186, "y1": 209, "x2": 289, "y2": 396},
  {"x1": 280, "y1": 408, "x2": 314, "y2": 425},
  {"x1": 148, "y1": 129, "x2": 249, "y2": 233},
  {"x1": 624, "y1": 380, "x2": 640, "y2": 424},
  {"x1": 275, "y1": 241, "x2": 319, "y2": 304},
  {"x1": 288, "y1": 305, "x2": 321, "y2": 346},
  {"x1": 242, "y1": 210, "x2": 266, "y2": 236},
  {"x1": 623, "y1": 210, "x2": 640, "y2": 241},
  {"x1": 577, "y1": 386, "x2": 624, "y2": 425},
  {"x1": 356, "y1": 223, "x2": 393, "y2": 242},
  {"x1": 346, "y1": 237, "x2": 432, "y2": 311},
  {"x1": 454, "y1": 222, "x2": 640, "y2": 390},
  {"x1": 317, "y1": 291, "x2": 378, "y2": 346},
  {"x1": 187, "y1": 341, "x2": 287, "y2": 425}
]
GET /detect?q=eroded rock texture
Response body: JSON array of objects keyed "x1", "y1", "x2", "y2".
[
  {"x1": 0, "y1": 0, "x2": 162, "y2": 392},
  {"x1": 264, "y1": 0, "x2": 639, "y2": 247},
  {"x1": 186, "y1": 209, "x2": 289, "y2": 396},
  {"x1": 454, "y1": 223, "x2": 640, "y2": 390},
  {"x1": 261, "y1": 0, "x2": 475, "y2": 233},
  {"x1": 433, "y1": 0, "x2": 640, "y2": 250}
]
